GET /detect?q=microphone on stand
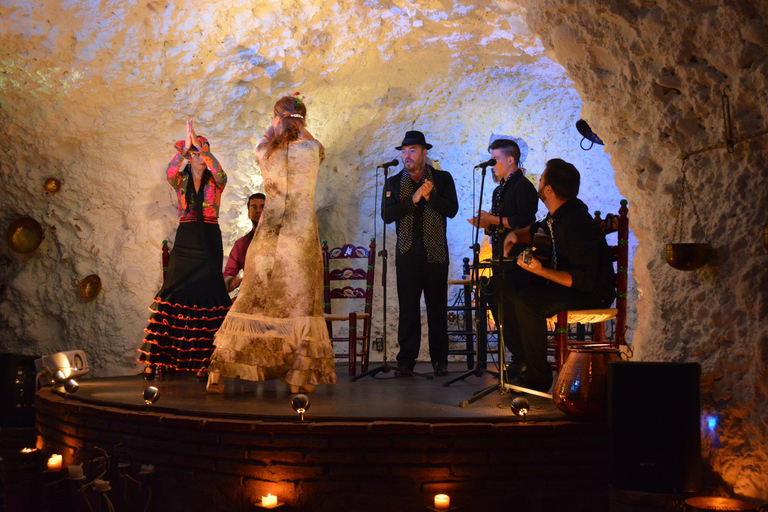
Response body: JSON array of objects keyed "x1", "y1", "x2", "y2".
[
  {"x1": 377, "y1": 159, "x2": 399, "y2": 169},
  {"x1": 475, "y1": 158, "x2": 497, "y2": 169}
]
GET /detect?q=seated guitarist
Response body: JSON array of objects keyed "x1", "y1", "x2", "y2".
[
  {"x1": 467, "y1": 139, "x2": 540, "y2": 377},
  {"x1": 502, "y1": 158, "x2": 616, "y2": 393}
]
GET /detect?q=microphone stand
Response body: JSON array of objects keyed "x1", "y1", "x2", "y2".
[
  {"x1": 351, "y1": 164, "x2": 432, "y2": 381},
  {"x1": 444, "y1": 163, "x2": 499, "y2": 387}
]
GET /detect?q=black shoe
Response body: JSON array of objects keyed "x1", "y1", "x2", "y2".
[
  {"x1": 433, "y1": 361, "x2": 448, "y2": 376},
  {"x1": 506, "y1": 362, "x2": 524, "y2": 381},
  {"x1": 395, "y1": 363, "x2": 414, "y2": 377}
]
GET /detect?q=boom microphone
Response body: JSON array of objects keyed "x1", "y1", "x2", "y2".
[
  {"x1": 378, "y1": 158, "x2": 399, "y2": 169},
  {"x1": 475, "y1": 158, "x2": 497, "y2": 169}
]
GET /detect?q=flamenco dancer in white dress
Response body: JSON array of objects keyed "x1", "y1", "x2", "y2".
[{"x1": 207, "y1": 94, "x2": 337, "y2": 394}]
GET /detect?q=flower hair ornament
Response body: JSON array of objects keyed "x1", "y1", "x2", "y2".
[{"x1": 293, "y1": 91, "x2": 305, "y2": 108}]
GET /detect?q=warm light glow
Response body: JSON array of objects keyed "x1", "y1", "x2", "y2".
[
  {"x1": 434, "y1": 494, "x2": 450, "y2": 510},
  {"x1": 21, "y1": 447, "x2": 37, "y2": 453},
  {"x1": 261, "y1": 494, "x2": 278, "y2": 508},
  {"x1": 47, "y1": 454, "x2": 62, "y2": 471}
]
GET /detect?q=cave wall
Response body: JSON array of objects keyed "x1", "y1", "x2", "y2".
[
  {"x1": 521, "y1": 0, "x2": 768, "y2": 501},
  {"x1": 0, "y1": 0, "x2": 622, "y2": 372}
]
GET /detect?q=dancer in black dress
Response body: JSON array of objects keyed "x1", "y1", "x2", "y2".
[{"x1": 138, "y1": 120, "x2": 232, "y2": 378}]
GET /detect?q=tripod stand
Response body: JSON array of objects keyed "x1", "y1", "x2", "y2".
[{"x1": 351, "y1": 162, "x2": 433, "y2": 381}]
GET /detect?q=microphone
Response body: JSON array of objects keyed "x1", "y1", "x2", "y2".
[
  {"x1": 378, "y1": 158, "x2": 399, "y2": 169},
  {"x1": 475, "y1": 158, "x2": 496, "y2": 169}
]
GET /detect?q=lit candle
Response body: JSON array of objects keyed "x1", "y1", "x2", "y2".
[
  {"x1": 434, "y1": 494, "x2": 450, "y2": 510},
  {"x1": 261, "y1": 494, "x2": 278, "y2": 508},
  {"x1": 21, "y1": 447, "x2": 36, "y2": 453},
  {"x1": 47, "y1": 454, "x2": 63, "y2": 472}
]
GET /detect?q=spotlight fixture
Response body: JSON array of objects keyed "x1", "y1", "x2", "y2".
[
  {"x1": 64, "y1": 379, "x2": 79, "y2": 395},
  {"x1": 511, "y1": 397, "x2": 530, "y2": 419},
  {"x1": 52, "y1": 370, "x2": 68, "y2": 385},
  {"x1": 143, "y1": 386, "x2": 160, "y2": 405},
  {"x1": 291, "y1": 394, "x2": 310, "y2": 421}
]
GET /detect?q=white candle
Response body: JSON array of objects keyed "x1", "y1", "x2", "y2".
[
  {"x1": 140, "y1": 464, "x2": 155, "y2": 474},
  {"x1": 261, "y1": 494, "x2": 278, "y2": 508},
  {"x1": 94, "y1": 479, "x2": 110, "y2": 491},
  {"x1": 434, "y1": 494, "x2": 450, "y2": 510},
  {"x1": 47, "y1": 454, "x2": 62, "y2": 471}
]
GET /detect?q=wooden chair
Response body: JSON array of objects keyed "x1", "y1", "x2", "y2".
[
  {"x1": 548, "y1": 199, "x2": 629, "y2": 370},
  {"x1": 322, "y1": 239, "x2": 376, "y2": 376}
]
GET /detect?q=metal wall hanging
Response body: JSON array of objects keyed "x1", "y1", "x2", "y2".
[
  {"x1": 5, "y1": 217, "x2": 44, "y2": 254},
  {"x1": 668, "y1": 89, "x2": 768, "y2": 270}
]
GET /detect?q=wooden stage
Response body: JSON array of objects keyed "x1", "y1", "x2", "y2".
[{"x1": 26, "y1": 364, "x2": 612, "y2": 512}]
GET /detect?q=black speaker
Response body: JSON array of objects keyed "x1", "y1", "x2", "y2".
[
  {"x1": 0, "y1": 354, "x2": 39, "y2": 428},
  {"x1": 608, "y1": 361, "x2": 702, "y2": 493}
]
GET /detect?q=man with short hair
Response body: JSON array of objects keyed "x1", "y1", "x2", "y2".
[
  {"x1": 223, "y1": 193, "x2": 265, "y2": 292},
  {"x1": 503, "y1": 158, "x2": 615, "y2": 392},
  {"x1": 382, "y1": 131, "x2": 459, "y2": 376},
  {"x1": 468, "y1": 139, "x2": 539, "y2": 375}
]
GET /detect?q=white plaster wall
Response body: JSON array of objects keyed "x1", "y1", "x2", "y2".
[{"x1": 521, "y1": 0, "x2": 768, "y2": 502}]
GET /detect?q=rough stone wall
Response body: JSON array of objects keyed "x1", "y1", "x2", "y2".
[
  {"x1": 0, "y1": 0, "x2": 622, "y2": 373},
  {"x1": 521, "y1": 0, "x2": 768, "y2": 501}
]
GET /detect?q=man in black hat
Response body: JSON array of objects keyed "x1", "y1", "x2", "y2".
[{"x1": 382, "y1": 131, "x2": 459, "y2": 376}]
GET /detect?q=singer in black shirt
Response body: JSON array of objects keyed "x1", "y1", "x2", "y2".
[
  {"x1": 468, "y1": 139, "x2": 540, "y2": 374},
  {"x1": 382, "y1": 131, "x2": 459, "y2": 377}
]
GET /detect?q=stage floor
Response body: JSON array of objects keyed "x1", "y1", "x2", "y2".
[{"x1": 63, "y1": 363, "x2": 569, "y2": 423}]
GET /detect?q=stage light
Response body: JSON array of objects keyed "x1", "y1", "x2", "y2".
[
  {"x1": 35, "y1": 351, "x2": 90, "y2": 387},
  {"x1": 511, "y1": 397, "x2": 529, "y2": 419},
  {"x1": 52, "y1": 370, "x2": 68, "y2": 385},
  {"x1": 143, "y1": 386, "x2": 160, "y2": 405},
  {"x1": 291, "y1": 394, "x2": 310, "y2": 421},
  {"x1": 64, "y1": 379, "x2": 79, "y2": 395}
]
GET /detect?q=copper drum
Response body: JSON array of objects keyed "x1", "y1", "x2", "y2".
[
  {"x1": 5, "y1": 217, "x2": 44, "y2": 253},
  {"x1": 72, "y1": 275, "x2": 102, "y2": 300},
  {"x1": 44, "y1": 177, "x2": 61, "y2": 193},
  {"x1": 684, "y1": 497, "x2": 758, "y2": 512},
  {"x1": 552, "y1": 347, "x2": 621, "y2": 418}
]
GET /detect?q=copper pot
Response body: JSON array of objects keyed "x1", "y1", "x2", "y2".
[
  {"x1": 666, "y1": 243, "x2": 710, "y2": 271},
  {"x1": 72, "y1": 275, "x2": 102, "y2": 299},
  {"x1": 684, "y1": 497, "x2": 758, "y2": 511},
  {"x1": 552, "y1": 347, "x2": 621, "y2": 418},
  {"x1": 5, "y1": 217, "x2": 44, "y2": 253}
]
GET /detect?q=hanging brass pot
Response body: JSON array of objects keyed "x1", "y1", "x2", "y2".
[
  {"x1": 72, "y1": 274, "x2": 102, "y2": 300},
  {"x1": 44, "y1": 177, "x2": 61, "y2": 193},
  {"x1": 5, "y1": 217, "x2": 44, "y2": 253},
  {"x1": 666, "y1": 243, "x2": 710, "y2": 271}
]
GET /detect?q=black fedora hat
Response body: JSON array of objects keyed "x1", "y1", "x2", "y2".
[{"x1": 395, "y1": 130, "x2": 433, "y2": 150}]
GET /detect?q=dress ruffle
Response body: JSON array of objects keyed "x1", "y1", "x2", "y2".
[{"x1": 209, "y1": 312, "x2": 337, "y2": 387}]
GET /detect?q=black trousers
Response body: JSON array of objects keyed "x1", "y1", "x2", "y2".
[
  {"x1": 507, "y1": 282, "x2": 614, "y2": 385},
  {"x1": 482, "y1": 261, "x2": 543, "y2": 364},
  {"x1": 395, "y1": 259, "x2": 449, "y2": 369}
]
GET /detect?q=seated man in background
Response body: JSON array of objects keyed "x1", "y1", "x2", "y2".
[
  {"x1": 223, "y1": 193, "x2": 265, "y2": 292},
  {"x1": 502, "y1": 159, "x2": 615, "y2": 392}
]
